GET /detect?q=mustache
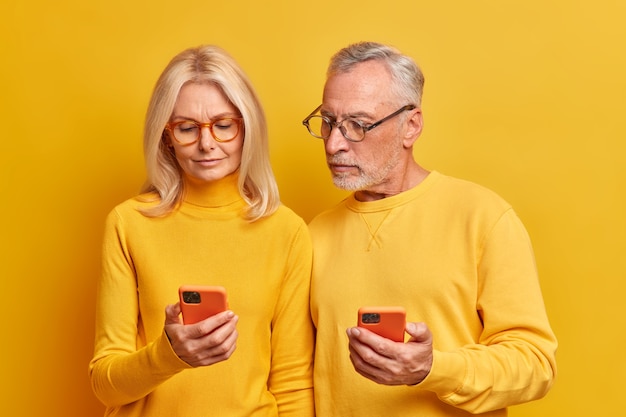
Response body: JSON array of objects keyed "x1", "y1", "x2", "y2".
[{"x1": 327, "y1": 156, "x2": 357, "y2": 166}]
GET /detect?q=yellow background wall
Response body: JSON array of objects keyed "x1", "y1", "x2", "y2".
[{"x1": 1, "y1": 1, "x2": 624, "y2": 415}]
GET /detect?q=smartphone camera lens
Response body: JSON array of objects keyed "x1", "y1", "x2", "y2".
[
  {"x1": 182, "y1": 291, "x2": 201, "y2": 304},
  {"x1": 361, "y1": 313, "x2": 380, "y2": 324}
]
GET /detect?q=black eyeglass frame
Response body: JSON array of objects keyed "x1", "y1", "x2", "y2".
[{"x1": 302, "y1": 104, "x2": 416, "y2": 142}]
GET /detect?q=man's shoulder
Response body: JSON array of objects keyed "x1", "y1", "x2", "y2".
[
  {"x1": 433, "y1": 172, "x2": 511, "y2": 208},
  {"x1": 308, "y1": 197, "x2": 351, "y2": 229}
]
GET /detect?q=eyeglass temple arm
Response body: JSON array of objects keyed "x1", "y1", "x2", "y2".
[
  {"x1": 365, "y1": 105, "x2": 416, "y2": 132},
  {"x1": 302, "y1": 104, "x2": 323, "y2": 125}
]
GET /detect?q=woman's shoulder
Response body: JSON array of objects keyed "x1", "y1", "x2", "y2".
[
  {"x1": 255, "y1": 204, "x2": 309, "y2": 235},
  {"x1": 106, "y1": 192, "x2": 161, "y2": 219},
  {"x1": 268, "y1": 204, "x2": 307, "y2": 225}
]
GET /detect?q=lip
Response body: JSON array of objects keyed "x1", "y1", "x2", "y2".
[
  {"x1": 328, "y1": 162, "x2": 356, "y2": 173},
  {"x1": 194, "y1": 158, "x2": 223, "y2": 167}
]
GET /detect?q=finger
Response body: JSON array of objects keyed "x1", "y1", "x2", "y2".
[
  {"x1": 348, "y1": 343, "x2": 389, "y2": 384},
  {"x1": 347, "y1": 328, "x2": 395, "y2": 373},
  {"x1": 201, "y1": 326, "x2": 239, "y2": 363},
  {"x1": 188, "y1": 325, "x2": 239, "y2": 367},
  {"x1": 181, "y1": 314, "x2": 239, "y2": 359},
  {"x1": 172, "y1": 323, "x2": 238, "y2": 367},
  {"x1": 348, "y1": 327, "x2": 396, "y2": 359},
  {"x1": 405, "y1": 322, "x2": 432, "y2": 344},
  {"x1": 199, "y1": 314, "x2": 239, "y2": 346},
  {"x1": 346, "y1": 328, "x2": 371, "y2": 358},
  {"x1": 187, "y1": 311, "x2": 237, "y2": 339}
]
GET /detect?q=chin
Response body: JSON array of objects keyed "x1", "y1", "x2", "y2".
[
  {"x1": 332, "y1": 176, "x2": 364, "y2": 191},
  {"x1": 187, "y1": 172, "x2": 225, "y2": 184}
]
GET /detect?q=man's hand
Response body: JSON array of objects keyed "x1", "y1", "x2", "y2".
[
  {"x1": 164, "y1": 302, "x2": 239, "y2": 367},
  {"x1": 346, "y1": 321, "x2": 433, "y2": 385}
]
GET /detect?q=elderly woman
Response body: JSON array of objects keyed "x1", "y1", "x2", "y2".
[{"x1": 89, "y1": 45, "x2": 314, "y2": 417}]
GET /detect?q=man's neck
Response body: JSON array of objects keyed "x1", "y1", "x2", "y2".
[{"x1": 354, "y1": 163, "x2": 430, "y2": 202}]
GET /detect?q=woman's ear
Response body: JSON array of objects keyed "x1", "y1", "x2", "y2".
[
  {"x1": 402, "y1": 108, "x2": 423, "y2": 148},
  {"x1": 162, "y1": 131, "x2": 174, "y2": 149}
]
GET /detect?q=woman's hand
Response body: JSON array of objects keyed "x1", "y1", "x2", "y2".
[{"x1": 164, "y1": 302, "x2": 239, "y2": 367}]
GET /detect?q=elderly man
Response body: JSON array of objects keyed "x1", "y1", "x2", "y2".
[{"x1": 303, "y1": 41, "x2": 557, "y2": 417}]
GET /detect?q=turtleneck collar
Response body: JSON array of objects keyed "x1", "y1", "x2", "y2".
[{"x1": 182, "y1": 170, "x2": 243, "y2": 208}]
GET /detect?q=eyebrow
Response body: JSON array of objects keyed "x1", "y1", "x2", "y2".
[
  {"x1": 170, "y1": 111, "x2": 240, "y2": 122},
  {"x1": 320, "y1": 109, "x2": 374, "y2": 121}
]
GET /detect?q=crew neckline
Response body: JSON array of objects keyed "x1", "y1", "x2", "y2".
[{"x1": 345, "y1": 171, "x2": 441, "y2": 213}]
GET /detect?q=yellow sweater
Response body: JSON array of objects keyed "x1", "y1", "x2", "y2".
[
  {"x1": 309, "y1": 171, "x2": 557, "y2": 417},
  {"x1": 89, "y1": 173, "x2": 314, "y2": 417}
]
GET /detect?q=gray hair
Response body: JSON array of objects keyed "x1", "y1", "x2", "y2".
[{"x1": 327, "y1": 42, "x2": 425, "y2": 107}]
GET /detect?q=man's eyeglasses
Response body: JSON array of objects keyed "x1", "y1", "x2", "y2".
[
  {"x1": 165, "y1": 118, "x2": 243, "y2": 145},
  {"x1": 302, "y1": 104, "x2": 416, "y2": 142}
]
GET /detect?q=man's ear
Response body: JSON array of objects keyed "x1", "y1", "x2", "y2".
[{"x1": 403, "y1": 108, "x2": 423, "y2": 148}]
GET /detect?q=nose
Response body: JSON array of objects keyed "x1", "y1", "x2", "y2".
[
  {"x1": 198, "y1": 126, "x2": 216, "y2": 150},
  {"x1": 324, "y1": 124, "x2": 350, "y2": 155}
]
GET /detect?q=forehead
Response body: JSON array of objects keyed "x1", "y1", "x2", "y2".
[
  {"x1": 176, "y1": 82, "x2": 228, "y2": 105},
  {"x1": 173, "y1": 82, "x2": 237, "y2": 118},
  {"x1": 322, "y1": 60, "x2": 394, "y2": 115}
]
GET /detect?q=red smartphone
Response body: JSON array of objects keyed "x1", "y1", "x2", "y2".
[
  {"x1": 179, "y1": 285, "x2": 228, "y2": 324},
  {"x1": 357, "y1": 306, "x2": 406, "y2": 342}
]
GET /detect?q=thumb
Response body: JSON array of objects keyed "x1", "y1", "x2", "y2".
[
  {"x1": 406, "y1": 322, "x2": 432, "y2": 344},
  {"x1": 165, "y1": 302, "x2": 182, "y2": 325}
]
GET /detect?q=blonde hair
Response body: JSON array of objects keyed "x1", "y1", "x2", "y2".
[{"x1": 140, "y1": 45, "x2": 279, "y2": 221}]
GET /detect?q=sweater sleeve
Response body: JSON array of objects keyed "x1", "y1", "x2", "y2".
[
  {"x1": 419, "y1": 208, "x2": 557, "y2": 413},
  {"x1": 267, "y1": 221, "x2": 315, "y2": 416},
  {"x1": 88, "y1": 209, "x2": 190, "y2": 407}
]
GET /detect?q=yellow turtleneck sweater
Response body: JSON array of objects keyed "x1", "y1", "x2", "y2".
[{"x1": 89, "y1": 172, "x2": 314, "y2": 416}]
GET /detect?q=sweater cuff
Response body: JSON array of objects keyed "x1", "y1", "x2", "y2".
[
  {"x1": 416, "y1": 350, "x2": 466, "y2": 398},
  {"x1": 150, "y1": 330, "x2": 193, "y2": 375}
]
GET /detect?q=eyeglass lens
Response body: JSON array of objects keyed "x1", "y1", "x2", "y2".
[
  {"x1": 171, "y1": 119, "x2": 240, "y2": 144},
  {"x1": 307, "y1": 117, "x2": 364, "y2": 141}
]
